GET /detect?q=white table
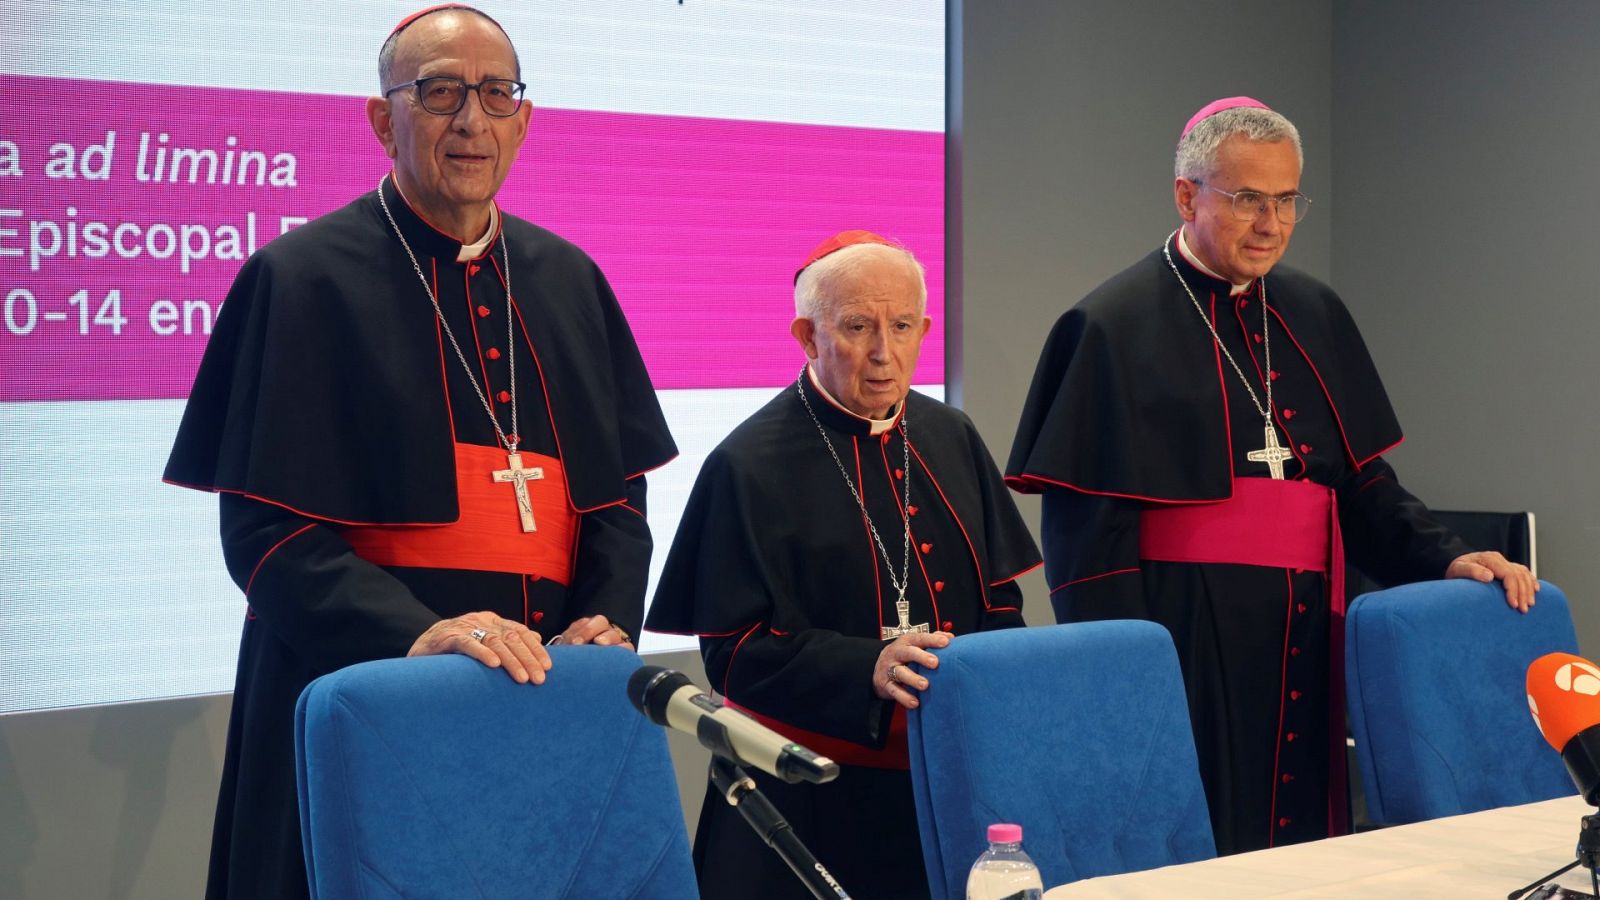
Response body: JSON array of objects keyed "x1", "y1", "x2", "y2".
[{"x1": 1046, "y1": 794, "x2": 1595, "y2": 898}]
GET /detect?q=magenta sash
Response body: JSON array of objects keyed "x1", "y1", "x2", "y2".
[{"x1": 1138, "y1": 476, "x2": 1350, "y2": 838}]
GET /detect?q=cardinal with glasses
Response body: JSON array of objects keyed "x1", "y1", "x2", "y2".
[
  {"x1": 163, "y1": 5, "x2": 675, "y2": 898},
  {"x1": 647, "y1": 232, "x2": 1040, "y2": 899},
  {"x1": 1006, "y1": 97, "x2": 1537, "y2": 855}
]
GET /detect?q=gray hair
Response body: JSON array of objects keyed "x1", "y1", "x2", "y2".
[
  {"x1": 1174, "y1": 106, "x2": 1303, "y2": 181},
  {"x1": 794, "y1": 242, "x2": 928, "y2": 321},
  {"x1": 378, "y1": 5, "x2": 521, "y2": 91}
]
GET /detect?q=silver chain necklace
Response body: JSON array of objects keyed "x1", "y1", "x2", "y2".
[
  {"x1": 1162, "y1": 230, "x2": 1294, "y2": 479},
  {"x1": 376, "y1": 175, "x2": 519, "y2": 451},
  {"x1": 377, "y1": 176, "x2": 547, "y2": 533},
  {"x1": 796, "y1": 368, "x2": 929, "y2": 639}
]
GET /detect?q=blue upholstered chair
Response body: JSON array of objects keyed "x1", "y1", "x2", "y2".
[
  {"x1": 907, "y1": 621, "x2": 1215, "y2": 898},
  {"x1": 294, "y1": 648, "x2": 696, "y2": 900},
  {"x1": 1346, "y1": 579, "x2": 1579, "y2": 825}
]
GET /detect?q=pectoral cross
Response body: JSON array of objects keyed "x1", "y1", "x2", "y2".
[
  {"x1": 880, "y1": 597, "x2": 931, "y2": 640},
  {"x1": 1246, "y1": 424, "x2": 1294, "y2": 480},
  {"x1": 492, "y1": 451, "x2": 544, "y2": 532}
]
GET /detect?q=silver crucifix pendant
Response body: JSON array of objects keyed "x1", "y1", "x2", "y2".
[
  {"x1": 491, "y1": 451, "x2": 545, "y2": 532},
  {"x1": 1245, "y1": 424, "x2": 1294, "y2": 480},
  {"x1": 881, "y1": 597, "x2": 931, "y2": 640}
]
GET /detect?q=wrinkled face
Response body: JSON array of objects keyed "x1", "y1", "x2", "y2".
[
  {"x1": 1176, "y1": 135, "x2": 1300, "y2": 284},
  {"x1": 792, "y1": 253, "x2": 932, "y2": 419},
  {"x1": 369, "y1": 11, "x2": 529, "y2": 237}
]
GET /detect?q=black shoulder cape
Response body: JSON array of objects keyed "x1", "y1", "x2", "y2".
[
  {"x1": 165, "y1": 179, "x2": 676, "y2": 522},
  {"x1": 647, "y1": 380, "x2": 1039, "y2": 640},
  {"x1": 1007, "y1": 236, "x2": 1402, "y2": 502}
]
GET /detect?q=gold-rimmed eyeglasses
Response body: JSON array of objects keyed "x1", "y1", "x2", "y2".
[{"x1": 383, "y1": 76, "x2": 526, "y2": 118}]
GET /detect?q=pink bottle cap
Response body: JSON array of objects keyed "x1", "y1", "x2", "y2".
[{"x1": 987, "y1": 823, "x2": 1022, "y2": 843}]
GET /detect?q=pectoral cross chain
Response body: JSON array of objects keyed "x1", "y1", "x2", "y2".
[{"x1": 492, "y1": 451, "x2": 544, "y2": 532}]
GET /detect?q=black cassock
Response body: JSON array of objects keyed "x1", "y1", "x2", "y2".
[
  {"x1": 1007, "y1": 232, "x2": 1469, "y2": 855},
  {"x1": 165, "y1": 177, "x2": 676, "y2": 900},
  {"x1": 647, "y1": 372, "x2": 1040, "y2": 900}
]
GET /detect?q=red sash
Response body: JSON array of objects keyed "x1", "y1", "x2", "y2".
[
  {"x1": 1138, "y1": 476, "x2": 1349, "y2": 837},
  {"x1": 340, "y1": 443, "x2": 577, "y2": 585},
  {"x1": 727, "y1": 699, "x2": 910, "y2": 771}
]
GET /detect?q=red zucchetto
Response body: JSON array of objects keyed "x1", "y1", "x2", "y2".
[
  {"x1": 794, "y1": 230, "x2": 903, "y2": 283},
  {"x1": 391, "y1": 3, "x2": 501, "y2": 35}
]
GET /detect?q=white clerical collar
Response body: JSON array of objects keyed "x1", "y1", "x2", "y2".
[
  {"x1": 457, "y1": 205, "x2": 500, "y2": 263},
  {"x1": 1178, "y1": 226, "x2": 1254, "y2": 296},
  {"x1": 389, "y1": 176, "x2": 499, "y2": 263},
  {"x1": 806, "y1": 364, "x2": 901, "y2": 435}
]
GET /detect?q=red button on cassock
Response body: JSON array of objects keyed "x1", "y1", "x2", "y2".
[
  {"x1": 941, "y1": 621, "x2": 953, "y2": 632},
  {"x1": 1299, "y1": 443, "x2": 1312, "y2": 454},
  {"x1": 477, "y1": 305, "x2": 491, "y2": 318},
  {"x1": 920, "y1": 543, "x2": 932, "y2": 554},
  {"x1": 497, "y1": 390, "x2": 511, "y2": 403},
  {"x1": 934, "y1": 581, "x2": 945, "y2": 592},
  {"x1": 486, "y1": 347, "x2": 501, "y2": 360},
  {"x1": 532, "y1": 610, "x2": 544, "y2": 623}
]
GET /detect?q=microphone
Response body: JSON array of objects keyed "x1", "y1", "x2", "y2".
[
  {"x1": 626, "y1": 666, "x2": 840, "y2": 785},
  {"x1": 1526, "y1": 652, "x2": 1600, "y2": 804}
]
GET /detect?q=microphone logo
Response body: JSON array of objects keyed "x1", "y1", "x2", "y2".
[{"x1": 1556, "y1": 661, "x2": 1600, "y2": 694}]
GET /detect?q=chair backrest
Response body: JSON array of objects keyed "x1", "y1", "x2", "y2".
[
  {"x1": 907, "y1": 621, "x2": 1215, "y2": 899},
  {"x1": 1346, "y1": 579, "x2": 1578, "y2": 825},
  {"x1": 294, "y1": 649, "x2": 696, "y2": 900}
]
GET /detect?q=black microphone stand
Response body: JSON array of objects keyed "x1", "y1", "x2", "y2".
[
  {"x1": 708, "y1": 755, "x2": 852, "y2": 900},
  {"x1": 1508, "y1": 813, "x2": 1600, "y2": 900}
]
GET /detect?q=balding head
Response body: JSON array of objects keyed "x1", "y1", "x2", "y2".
[
  {"x1": 795, "y1": 242, "x2": 928, "y2": 323},
  {"x1": 379, "y1": 4, "x2": 520, "y2": 91}
]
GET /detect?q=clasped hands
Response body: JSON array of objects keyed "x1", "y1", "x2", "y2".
[
  {"x1": 874, "y1": 631, "x2": 953, "y2": 710},
  {"x1": 407, "y1": 611, "x2": 634, "y2": 684}
]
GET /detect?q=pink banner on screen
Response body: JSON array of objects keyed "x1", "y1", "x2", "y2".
[{"x1": 0, "y1": 74, "x2": 944, "y2": 401}]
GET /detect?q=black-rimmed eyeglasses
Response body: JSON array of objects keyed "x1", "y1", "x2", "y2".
[
  {"x1": 383, "y1": 76, "x2": 526, "y2": 117},
  {"x1": 1196, "y1": 181, "x2": 1311, "y2": 224}
]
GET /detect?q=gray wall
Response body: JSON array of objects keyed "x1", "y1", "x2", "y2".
[
  {"x1": 1328, "y1": 0, "x2": 1600, "y2": 640},
  {"x1": 4, "y1": 2, "x2": 1596, "y2": 896}
]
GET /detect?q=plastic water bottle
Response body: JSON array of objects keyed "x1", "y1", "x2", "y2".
[{"x1": 966, "y1": 823, "x2": 1044, "y2": 900}]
